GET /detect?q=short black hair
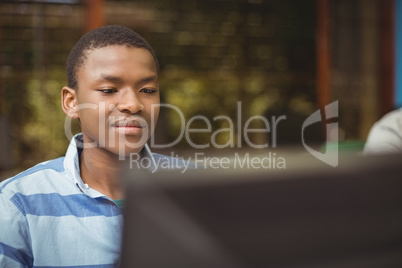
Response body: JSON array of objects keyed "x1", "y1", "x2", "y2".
[{"x1": 66, "y1": 25, "x2": 159, "y2": 89}]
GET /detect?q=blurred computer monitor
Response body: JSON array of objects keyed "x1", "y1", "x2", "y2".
[{"x1": 120, "y1": 152, "x2": 402, "y2": 268}]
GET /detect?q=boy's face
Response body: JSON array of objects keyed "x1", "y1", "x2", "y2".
[{"x1": 67, "y1": 45, "x2": 160, "y2": 157}]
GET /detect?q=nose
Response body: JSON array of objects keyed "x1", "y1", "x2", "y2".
[{"x1": 117, "y1": 89, "x2": 144, "y2": 114}]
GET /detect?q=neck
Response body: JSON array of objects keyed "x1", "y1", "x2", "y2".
[{"x1": 79, "y1": 147, "x2": 124, "y2": 200}]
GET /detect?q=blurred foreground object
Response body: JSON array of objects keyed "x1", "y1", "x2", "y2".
[{"x1": 121, "y1": 153, "x2": 402, "y2": 268}]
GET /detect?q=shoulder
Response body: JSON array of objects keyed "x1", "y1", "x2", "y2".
[
  {"x1": 0, "y1": 157, "x2": 66, "y2": 197},
  {"x1": 364, "y1": 108, "x2": 402, "y2": 154},
  {"x1": 374, "y1": 108, "x2": 402, "y2": 129}
]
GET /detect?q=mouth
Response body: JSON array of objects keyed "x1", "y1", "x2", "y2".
[{"x1": 111, "y1": 118, "x2": 147, "y2": 135}]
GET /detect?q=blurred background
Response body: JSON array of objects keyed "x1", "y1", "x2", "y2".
[{"x1": 0, "y1": 0, "x2": 399, "y2": 178}]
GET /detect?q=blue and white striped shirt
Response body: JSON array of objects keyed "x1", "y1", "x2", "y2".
[{"x1": 0, "y1": 134, "x2": 179, "y2": 267}]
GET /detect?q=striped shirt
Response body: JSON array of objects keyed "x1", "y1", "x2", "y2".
[{"x1": 0, "y1": 134, "x2": 186, "y2": 267}]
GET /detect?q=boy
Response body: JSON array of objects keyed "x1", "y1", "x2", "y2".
[{"x1": 0, "y1": 25, "x2": 175, "y2": 267}]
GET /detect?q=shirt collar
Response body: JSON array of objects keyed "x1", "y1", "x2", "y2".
[{"x1": 64, "y1": 133, "x2": 156, "y2": 198}]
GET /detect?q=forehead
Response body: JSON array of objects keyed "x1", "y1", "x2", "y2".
[{"x1": 77, "y1": 46, "x2": 157, "y2": 83}]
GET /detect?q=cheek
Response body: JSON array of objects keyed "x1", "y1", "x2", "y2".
[
  {"x1": 151, "y1": 103, "x2": 160, "y2": 117},
  {"x1": 142, "y1": 97, "x2": 160, "y2": 114},
  {"x1": 78, "y1": 110, "x2": 97, "y2": 132},
  {"x1": 78, "y1": 107, "x2": 108, "y2": 128},
  {"x1": 146, "y1": 102, "x2": 160, "y2": 127}
]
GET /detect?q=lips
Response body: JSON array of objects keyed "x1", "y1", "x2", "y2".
[
  {"x1": 111, "y1": 117, "x2": 147, "y2": 135},
  {"x1": 114, "y1": 120, "x2": 144, "y2": 128}
]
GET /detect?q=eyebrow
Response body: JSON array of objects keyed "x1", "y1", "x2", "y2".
[
  {"x1": 95, "y1": 74, "x2": 124, "y2": 84},
  {"x1": 138, "y1": 75, "x2": 158, "y2": 85},
  {"x1": 95, "y1": 74, "x2": 158, "y2": 85}
]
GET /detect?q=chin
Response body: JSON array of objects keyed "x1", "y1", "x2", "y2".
[{"x1": 113, "y1": 144, "x2": 145, "y2": 158}]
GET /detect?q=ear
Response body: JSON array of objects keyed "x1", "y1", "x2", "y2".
[{"x1": 61, "y1": 86, "x2": 79, "y2": 119}]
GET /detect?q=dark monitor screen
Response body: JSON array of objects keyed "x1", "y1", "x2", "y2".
[{"x1": 120, "y1": 153, "x2": 402, "y2": 268}]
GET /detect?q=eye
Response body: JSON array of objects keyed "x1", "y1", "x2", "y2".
[
  {"x1": 100, "y1": 88, "x2": 117, "y2": 94},
  {"x1": 140, "y1": 88, "x2": 157, "y2": 94}
]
